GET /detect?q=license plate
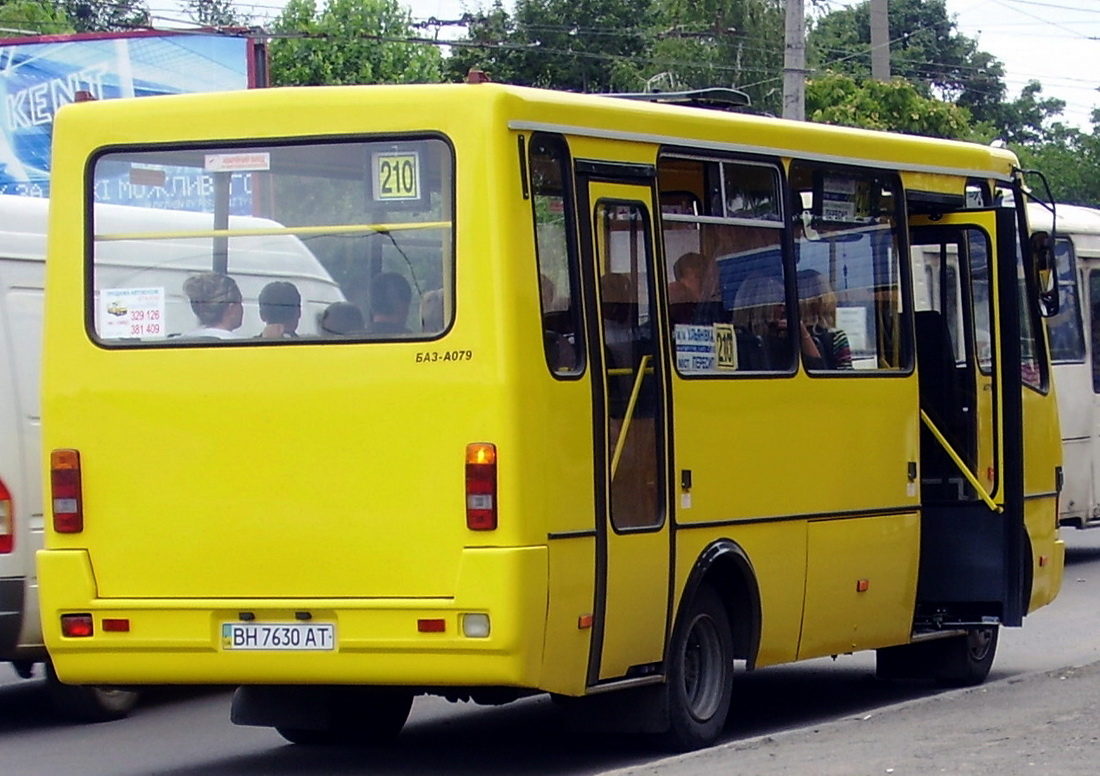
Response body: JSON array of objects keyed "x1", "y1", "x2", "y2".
[{"x1": 221, "y1": 622, "x2": 336, "y2": 651}]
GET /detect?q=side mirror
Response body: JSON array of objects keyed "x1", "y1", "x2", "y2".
[{"x1": 1031, "y1": 231, "x2": 1059, "y2": 317}]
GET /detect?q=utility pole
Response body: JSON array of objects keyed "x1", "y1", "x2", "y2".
[
  {"x1": 870, "y1": 0, "x2": 891, "y2": 81},
  {"x1": 783, "y1": 0, "x2": 805, "y2": 121}
]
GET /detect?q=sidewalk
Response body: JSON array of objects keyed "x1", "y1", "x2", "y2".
[{"x1": 608, "y1": 661, "x2": 1100, "y2": 776}]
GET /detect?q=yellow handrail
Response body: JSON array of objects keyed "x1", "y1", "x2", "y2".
[
  {"x1": 919, "y1": 409, "x2": 1002, "y2": 513},
  {"x1": 610, "y1": 355, "x2": 651, "y2": 479},
  {"x1": 95, "y1": 220, "x2": 452, "y2": 242}
]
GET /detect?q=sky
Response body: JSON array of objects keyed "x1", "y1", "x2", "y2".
[{"x1": 150, "y1": 0, "x2": 1100, "y2": 130}]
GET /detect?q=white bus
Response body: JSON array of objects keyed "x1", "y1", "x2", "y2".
[
  {"x1": 1031, "y1": 203, "x2": 1100, "y2": 528},
  {"x1": 0, "y1": 194, "x2": 343, "y2": 718}
]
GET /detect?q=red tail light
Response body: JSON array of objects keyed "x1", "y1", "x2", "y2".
[
  {"x1": 51, "y1": 449, "x2": 84, "y2": 534},
  {"x1": 61, "y1": 613, "x2": 94, "y2": 638},
  {"x1": 466, "y1": 443, "x2": 497, "y2": 531},
  {"x1": 0, "y1": 476, "x2": 12, "y2": 553}
]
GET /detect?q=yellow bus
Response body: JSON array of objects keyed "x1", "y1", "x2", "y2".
[{"x1": 39, "y1": 81, "x2": 1064, "y2": 750}]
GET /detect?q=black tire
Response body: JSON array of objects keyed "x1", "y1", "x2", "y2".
[
  {"x1": 936, "y1": 626, "x2": 998, "y2": 688},
  {"x1": 876, "y1": 626, "x2": 998, "y2": 687},
  {"x1": 45, "y1": 661, "x2": 140, "y2": 722},
  {"x1": 277, "y1": 687, "x2": 414, "y2": 746},
  {"x1": 663, "y1": 584, "x2": 734, "y2": 751}
]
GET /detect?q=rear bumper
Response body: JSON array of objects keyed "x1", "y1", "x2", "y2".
[{"x1": 39, "y1": 546, "x2": 549, "y2": 688}]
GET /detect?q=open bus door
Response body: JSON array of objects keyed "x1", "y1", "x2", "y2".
[
  {"x1": 575, "y1": 164, "x2": 672, "y2": 687},
  {"x1": 909, "y1": 208, "x2": 1049, "y2": 631}
]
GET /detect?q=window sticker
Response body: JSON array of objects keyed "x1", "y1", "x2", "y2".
[
  {"x1": 99, "y1": 287, "x2": 166, "y2": 339},
  {"x1": 836, "y1": 306, "x2": 868, "y2": 353},
  {"x1": 204, "y1": 152, "x2": 271, "y2": 173},
  {"x1": 675, "y1": 324, "x2": 718, "y2": 372},
  {"x1": 373, "y1": 151, "x2": 421, "y2": 201},
  {"x1": 820, "y1": 176, "x2": 857, "y2": 222}
]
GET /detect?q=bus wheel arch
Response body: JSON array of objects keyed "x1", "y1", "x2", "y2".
[{"x1": 679, "y1": 539, "x2": 762, "y2": 669}]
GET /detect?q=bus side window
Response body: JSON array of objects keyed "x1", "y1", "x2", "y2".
[{"x1": 529, "y1": 133, "x2": 583, "y2": 376}]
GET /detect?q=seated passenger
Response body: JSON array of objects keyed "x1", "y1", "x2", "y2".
[
  {"x1": 257, "y1": 281, "x2": 301, "y2": 339},
  {"x1": 797, "y1": 269, "x2": 852, "y2": 369},
  {"x1": 369, "y1": 272, "x2": 412, "y2": 334},
  {"x1": 731, "y1": 275, "x2": 796, "y2": 370},
  {"x1": 182, "y1": 272, "x2": 243, "y2": 339},
  {"x1": 318, "y1": 301, "x2": 365, "y2": 337},
  {"x1": 668, "y1": 251, "x2": 722, "y2": 325}
]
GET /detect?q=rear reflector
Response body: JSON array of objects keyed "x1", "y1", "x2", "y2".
[
  {"x1": 0, "y1": 476, "x2": 12, "y2": 553},
  {"x1": 465, "y1": 443, "x2": 497, "y2": 531},
  {"x1": 61, "y1": 614, "x2": 94, "y2": 638},
  {"x1": 417, "y1": 618, "x2": 446, "y2": 633},
  {"x1": 102, "y1": 618, "x2": 131, "y2": 632},
  {"x1": 50, "y1": 449, "x2": 83, "y2": 534}
]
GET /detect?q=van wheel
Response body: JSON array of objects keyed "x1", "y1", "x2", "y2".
[
  {"x1": 277, "y1": 687, "x2": 414, "y2": 746},
  {"x1": 662, "y1": 584, "x2": 734, "y2": 751},
  {"x1": 45, "y1": 661, "x2": 140, "y2": 722}
]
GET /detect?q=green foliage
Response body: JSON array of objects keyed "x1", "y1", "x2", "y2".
[
  {"x1": 183, "y1": 0, "x2": 250, "y2": 27},
  {"x1": 447, "y1": 0, "x2": 784, "y2": 105},
  {"x1": 59, "y1": 0, "x2": 149, "y2": 32},
  {"x1": 269, "y1": 0, "x2": 442, "y2": 87},
  {"x1": 645, "y1": 0, "x2": 785, "y2": 114},
  {"x1": 808, "y1": 0, "x2": 1005, "y2": 124},
  {"x1": 1014, "y1": 113, "x2": 1100, "y2": 207},
  {"x1": 806, "y1": 71, "x2": 971, "y2": 139},
  {"x1": 972, "y1": 81, "x2": 1067, "y2": 146},
  {"x1": 446, "y1": 0, "x2": 655, "y2": 92},
  {"x1": 0, "y1": 0, "x2": 74, "y2": 35}
]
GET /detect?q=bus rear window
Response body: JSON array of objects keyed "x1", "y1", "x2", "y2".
[{"x1": 89, "y1": 137, "x2": 454, "y2": 345}]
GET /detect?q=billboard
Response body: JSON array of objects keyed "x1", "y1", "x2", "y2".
[{"x1": 0, "y1": 31, "x2": 262, "y2": 198}]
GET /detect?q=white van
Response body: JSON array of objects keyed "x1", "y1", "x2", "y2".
[{"x1": 0, "y1": 193, "x2": 344, "y2": 719}]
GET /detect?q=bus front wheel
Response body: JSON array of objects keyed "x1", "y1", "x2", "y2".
[{"x1": 663, "y1": 584, "x2": 734, "y2": 751}]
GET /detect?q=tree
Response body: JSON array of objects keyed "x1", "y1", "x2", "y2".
[
  {"x1": 183, "y1": 0, "x2": 251, "y2": 27},
  {"x1": 445, "y1": 0, "x2": 656, "y2": 93},
  {"x1": 805, "y1": 71, "x2": 971, "y2": 139},
  {"x1": 0, "y1": 0, "x2": 74, "y2": 36},
  {"x1": 269, "y1": 0, "x2": 442, "y2": 86},
  {"x1": 1014, "y1": 113, "x2": 1100, "y2": 207},
  {"x1": 971, "y1": 80, "x2": 1066, "y2": 147},
  {"x1": 645, "y1": 0, "x2": 786, "y2": 115},
  {"x1": 447, "y1": 0, "x2": 786, "y2": 105},
  {"x1": 808, "y1": 0, "x2": 1006, "y2": 126},
  {"x1": 59, "y1": 0, "x2": 150, "y2": 32}
]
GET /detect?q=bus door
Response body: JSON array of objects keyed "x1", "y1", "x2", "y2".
[
  {"x1": 910, "y1": 209, "x2": 1030, "y2": 626},
  {"x1": 576, "y1": 166, "x2": 671, "y2": 684}
]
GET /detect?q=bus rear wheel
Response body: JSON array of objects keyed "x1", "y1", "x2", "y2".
[
  {"x1": 876, "y1": 626, "x2": 999, "y2": 687},
  {"x1": 276, "y1": 687, "x2": 414, "y2": 746},
  {"x1": 662, "y1": 584, "x2": 734, "y2": 751},
  {"x1": 936, "y1": 626, "x2": 998, "y2": 687}
]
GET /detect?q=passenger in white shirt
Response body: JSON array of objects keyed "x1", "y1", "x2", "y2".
[{"x1": 182, "y1": 272, "x2": 244, "y2": 339}]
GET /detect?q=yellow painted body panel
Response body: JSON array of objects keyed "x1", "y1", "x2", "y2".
[
  {"x1": 1023, "y1": 378, "x2": 1066, "y2": 612},
  {"x1": 800, "y1": 513, "x2": 920, "y2": 658},
  {"x1": 41, "y1": 546, "x2": 549, "y2": 686}
]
